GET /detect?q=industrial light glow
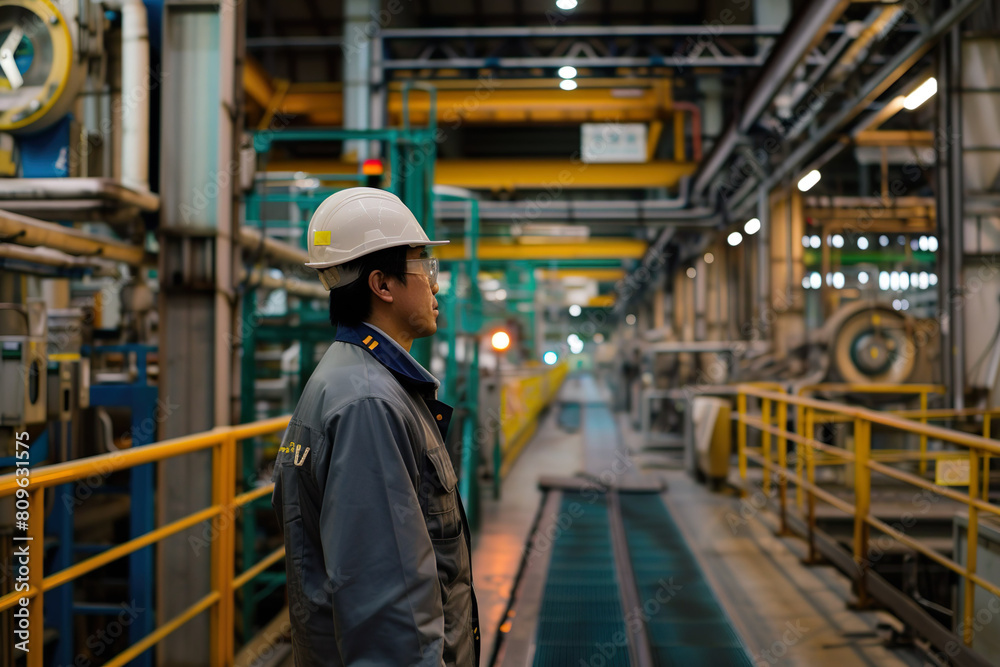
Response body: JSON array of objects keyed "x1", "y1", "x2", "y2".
[
  {"x1": 890, "y1": 272, "x2": 900, "y2": 291},
  {"x1": 918, "y1": 236, "x2": 929, "y2": 251},
  {"x1": 704, "y1": 252, "x2": 715, "y2": 264},
  {"x1": 832, "y1": 234, "x2": 844, "y2": 249},
  {"x1": 558, "y1": 65, "x2": 578, "y2": 79},
  {"x1": 543, "y1": 351, "x2": 559, "y2": 365},
  {"x1": 744, "y1": 218, "x2": 761, "y2": 235},
  {"x1": 495, "y1": 289, "x2": 507, "y2": 301},
  {"x1": 858, "y1": 272, "x2": 869, "y2": 285},
  {"x1": 686, "y1": 267, "x2": 697, "y2": 279},
  {"x1": 727, "y1": 231, "x2": 743, "y2": 246},
  {"x1": 900, "y1": 272, "x2": 910, "y2": 290},
  {"x1": 810, "y1": 272, "x2": 821, "y2": 289},
  {"x1": 797, "y1": 170, "x2": 822, "y2": 192},
  {"x1": 919, "y1": 272, "x2": 929, "y2": 289},
  {"x1": 857, "y1": 236, "x2": 869, "y2": 250},
  {"x1": 879, "y1": 271, "x2": 890, "y2": 291},
  {"x1": 879, "y1": 235, "x2": 890, "y2": 247},
  {"x1": 559, "y1": 79, "x2": 578, "y2": 91},
  {"x1": 802, "y1": 276, "x2": 811, "y2": 289},
  {"x1": 929, "y1": 273, "x2": 938, "y2": 286},
  {"x1": 802, "y1": 235, "x2": 810, "y2": 248},
  {"x1": 810, "y1": 235, "x2": 821, "y2": 249},
  {"x1": 927, "y1": 236, "x2": 938, "y2": 252},
  {"x1": 904, "y1": 77, "x2": 937, "y2": 111},
  {"x1": 625, "y1": 313, "x2": 636, "y2": 326},
  {"x1": 556, "y1": 0, "x2": 578, "y2": 9},
  {"x1": 491, "y1": 331, "x2": 511, "y2": 351},
  {"x1": 569, "y1": 304, "x2": 582, "y2": 317},
  {"x1": 833, "y1": 272, "x2": 845, "y2": 289}
]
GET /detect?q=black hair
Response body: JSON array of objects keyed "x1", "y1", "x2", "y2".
[{"x1": 328, "y1": 245, "x2": 409, "y2": 327}]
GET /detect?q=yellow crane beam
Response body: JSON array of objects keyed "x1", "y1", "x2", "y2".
[{"x1": 436, "y1": 238, "x2": 646, "y2": 261}]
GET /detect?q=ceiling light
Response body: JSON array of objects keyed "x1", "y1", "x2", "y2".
[
  {"x1": 919, "y1": 272, "x2": 929, "y2": 289},
  {"x1": 559, "y1": 79, "x2": 578, "y2": 91},
  {"x1": 704, "y1": 252, "x2": 714, "y2": 264},
  {"x1": 797, "y1": 169, "x2": 822, "y2": 192},
  {"x1": 928, "y1": 236, "x2": 938, "y2": 252},
  {"x1": 569, "y1": 304, "x2": 582, "y2": 317},
  {"x1": 833, "y1": 272, "x2": 845, "y2": 289},
  {"x1": 802, "y1": 235, "x2": 811, "y2": 248},
  {"x1": 904, "y1": 77, "x2": 937, "y2": 110},
  {"x1": 900, "y1": 272, "x2": 910, "y2": 290},
  {"x1": 491, "y1": 331, "x2": 511, "y2": 351},
  {"x1": 810, "y1": 235, "x2": 821, "y2": 249},
  {"x1": 890, "y1": 272, "x2": 900, "y2": 291},
  {"x1": 879, "y1": 235, "x2": 889, "y2": 247},
  {"x1": 625, "y1": 314, "x2": 636, "y2": 325},
  {"x1": 857, "y1": 236, "x2": 869, "y2": 250},
  {"x1": 810, "y1": 272, "x2": 821, "y2": 289},
  {"x1": 893, "y1": 299, "x2": 902, "y2": 310},
  {"x1": 858, "y1": 272, "x2": 869, "y2": 285},
  {"x1": 744, "y1": 218, "x2": 761, "y2": 235},
  {"x1": 558, "y1": 65, "x2": 577, "y2": 79},
  {"x1": 686, "y1": 267, "x2": 697, "y2": 279},
  {"x1": 918, "y1": 236, "x2": 929, "y2": 251},
  {"x1": 727, "y1": 231, "x2": 743, "y2": 246},
  {"x1": 832, "y1": 234, "x2": 844, "y2": 248},
  {"x1": 556, "y1": 0, "x2": 578, "y2": 9},
  {"x1": 544, "y1": 351, "x2": 558, "y2": 365},
  {"x1": 929, "y1": 273, "x2": 938, "y2": 286},
  {"x1": 879, "y1": 271, "x2": 890, "y2": 290},
  {"x1": 802, "y1": 276, "x2": 811, "y2": 289}
]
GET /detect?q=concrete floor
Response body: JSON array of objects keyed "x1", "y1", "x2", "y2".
[{"x1": 472, "y1": 374, "x2": 930, "y2": 666}]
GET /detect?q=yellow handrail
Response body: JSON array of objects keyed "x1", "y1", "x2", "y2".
[
  {"x1": 0, "y1": 415, "x2": 291, "y2": 667},
  {"x1": 736, "y1": 383, "x2": 1000, "y2": 649}
]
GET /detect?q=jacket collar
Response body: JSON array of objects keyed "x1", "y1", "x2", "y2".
[{"x1": 335, "y1": 322, "x2": 440, "y2": 397}]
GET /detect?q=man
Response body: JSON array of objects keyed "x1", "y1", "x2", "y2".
[{"x1": 272, "y1": 187, "x2": 480, "y2": 666}]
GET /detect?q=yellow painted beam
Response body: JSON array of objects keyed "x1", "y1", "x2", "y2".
[
  {"x1": 262, "y1": 79, "x2": 675, "y2": 126},
  {"x1": 539, "y1": 269, "x2": 626, "y2": 281},
  {"x1": 434, "y1": 159, "x2": 697, "y2": 190},
  {"x1": 854, "y1": 130, "x2": 935, "y2": 147},
  {"x1": 266, "y1": 158, "x2": 697, "y2": 190},
  {"x1": 436, "y1": 238, "x2": 646, "y2": 261},
  {"x1": 589, "y1": 295, "x2": 617, "y2": 307},
  {"x1": 243, "y1": 57, "x2": 274, "y2": 109}
]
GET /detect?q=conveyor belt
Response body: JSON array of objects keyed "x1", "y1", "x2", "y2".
[{"x1": 496, "y1": 393, "x2": 752, "y2": 666}]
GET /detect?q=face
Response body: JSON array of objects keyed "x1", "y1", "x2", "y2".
[{"x1": 395, "y1": 246, "x2": 440, "y2": 339}]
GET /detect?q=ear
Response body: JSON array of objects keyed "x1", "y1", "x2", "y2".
[{"x1": 368, "y1": 270, "x2": 393, "y2": 304}]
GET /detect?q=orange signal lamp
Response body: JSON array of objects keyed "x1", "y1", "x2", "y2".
[
  {"x1": 362, "y1": 159, "x2": 384, "y2": 176},
  {"x1": 491, "y1": 331, "x2": 511, "y2": 352}
]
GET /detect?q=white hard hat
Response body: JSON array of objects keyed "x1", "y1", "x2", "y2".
[{"x1": 305, "y1": 187, "x2": 448, "y2": 290}]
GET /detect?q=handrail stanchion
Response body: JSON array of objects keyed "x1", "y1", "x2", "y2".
[
  {"x1": 210, "y1": 435, "x2": 238, "y2": 666},
  {"x1": 805, "y1": 407, "x2": 818, "y2": 564},
  {"x1": 796, "y1": 403, "x2": 805, "y2": 510},
  {"x1": 27, "y1": 487, "x2": 45, "y2": 667},
  {"x1": 983, "y1": 413, "x2": 992, "y2": 502},
  {"x1": 963, "y1": 448, "x2": 980, "y2": 646},
  {"x1": 853, "y1": 417, "x2": 872, "y2": 607},
  {"x1": 762, "y1": 398, "x2": 772, "y2": 495},
  {"x1": 919, "y1": 390, "x2": 929, "y2": 477},
  {"x1": 738, "y1": 391, "x2": 748, "y2": 497},
  {"x1": 777, "y1": 400, "x2": 789, "y2": 535}
]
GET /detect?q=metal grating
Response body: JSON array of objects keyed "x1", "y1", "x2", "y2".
[
  {"x1": 532, "y1": 493, "x2": 632, "y2": 667},
  {"x1": 619, "y1": 493, "x2": 754, "y2": 667}
]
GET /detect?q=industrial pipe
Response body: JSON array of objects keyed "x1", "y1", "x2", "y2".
[
  {"x1": 0, "y1": 244, "x2": 120, "y2": 275},
  {"x1": 238, "y1": 227, "x2": 310, "y2": 265},
  {"x1": 120, "y1": 0, "x2": 150, "y2": 190},
  {"x1": 240, "y1": 267, "x2": 327, "y2": 300},
  {"x1": 692, "y1": 0, "x2": 851, "y2": 198},
  {"x1": 672, "y1": 102, "x2": 703, "y2": 163},
  {"x1": 0, "y1": 208, "x2": 148, "y2": 265}
]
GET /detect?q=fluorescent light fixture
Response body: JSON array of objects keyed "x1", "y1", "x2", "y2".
[
  {"x1": 890, "y1": 272, "x2": 900, "y2": 291},
  {"x1": 744, "y1": 218, "x2": 761, "y2": 235},
  {"x1": 901, "y1": 299, "x2": 909, "y2": 310},
  {"x1": 797, "y1": 169, "x2": 821, "y2": 192},
  {"x1": 919, "y1": 272, "x2": 929, "y2": 289},
  {"x1": 857, "y1": 236, "x2": 869, "y2": 250},
  {"x1": 929, "y1": 273, "x2": 938, "y2": 286},
  {"x1": 727, "y1": 231, "x2": 743, "y2": 246},
  {"x1": 810, "y1": 272, "x2": 821, "y2": 289},
  {"x1": 879, "y1": 271, "x2": 890, "y2": 290},
  {"x1": 858, "y1": 272, "x2": 869, "y2": 285},
  {"x1": 904, "y1": 77, "x2": 937, "y2": 111},
  {"x1": 686, "y1": 267, "x2": 697, "y2": 279},
  {"x1": 833, "y1": 272, "x2": 845, "y2": 289},
  {"x1": 558, "y1": 65, "x2": 577, "y2": 79},
  {"x1": 893, "y1": 299, "x2": 901, "y2": 310},
  {"x1": 826, "y1": 272, "x2": 833, "y2": 286},
  {"x1": 810, "y1": 235, "x2": 821, "y2": 249},
  {"x1": 900, "y1": 272, "x2": 910, "y2": 290},
  {"x1": 556, "y1": 0, "x2": 578, "y2": 9},
  {"x1": 559, "y1": 79, "x2": 578, "y2": 91},
  {"x1": 928, "y1": 236, "x2": 938, "y2": 252},
  {"x1": 832, "y1": 234, "x2": 844, "y2": 249},
  {"x1": 544, "y1": 351, "x2": 558, "y2": 365},
  {"x1": 569, "y1": 304, "x2": 582, "y2": 317}
]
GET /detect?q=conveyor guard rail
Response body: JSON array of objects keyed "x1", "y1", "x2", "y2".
[{"x1": 736, "y1": 383, "x2": 1000, "y2": 652}]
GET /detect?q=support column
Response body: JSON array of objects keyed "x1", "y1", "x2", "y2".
[
  {"x1": 343, "y1": 0, "x2": 377, "y2": 162},
  {"x1": 157, "y1": 1, "x2": 242, "y2": 663}
]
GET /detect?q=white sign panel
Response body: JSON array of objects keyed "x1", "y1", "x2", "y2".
[{"x1": 581, "y1": 123, "x2": 647, "y2": 163}]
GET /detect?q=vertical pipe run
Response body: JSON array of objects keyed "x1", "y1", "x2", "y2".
[
  {"x1": 121, "y1": 0, "x2": 150, "y2": 190},
  {"x1": 757, "y1": 186, "x2": 770, "y2": 339}
]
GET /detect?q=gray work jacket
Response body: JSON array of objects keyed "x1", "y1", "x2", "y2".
[{"x1": 272, "y1": 322, "x2": 480, "y2": 666}]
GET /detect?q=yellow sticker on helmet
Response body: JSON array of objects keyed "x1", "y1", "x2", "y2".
[{"x1": 314, "y1": 230, "x2": 332, "y2": 246}]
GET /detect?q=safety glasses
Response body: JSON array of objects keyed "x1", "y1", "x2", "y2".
[{"x1": 405, "y1": 257, "x2": 439, "y2": 286}]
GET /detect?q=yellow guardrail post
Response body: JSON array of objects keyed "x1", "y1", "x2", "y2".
[
  {"x1": 210, "y1": 434, "x2": 237, "y2": 667},
  {"x1": 762, "y1": 398, "x2": 772, "y2": 495},
  {"x1": 984, "y1": 413, "x2": 992, "y2": 503},
  {"x1": 27, "y1": 486, "x2": 44, "y2": 667},
  {"x1": 777, "y1": 400, "x2": 790, "y2": 535},
  {"x1": 964, "y1": 448, "x2": 980, "y2": 646},
  {"x1": 796, "y1": 404, "x2": 805, "y2": 510},
  {"x1": 737, "y1": 391, "x2": 747, "y2": 497},
  {"x1": 805, "y1": 407, "x2": 819, "y2": 564},
  {"x1": 919, "y1": 391, "x2": 929, "y2": 477},
  {"x1": 853, "y1": 417, "x2": 872, "y2": 607}
]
